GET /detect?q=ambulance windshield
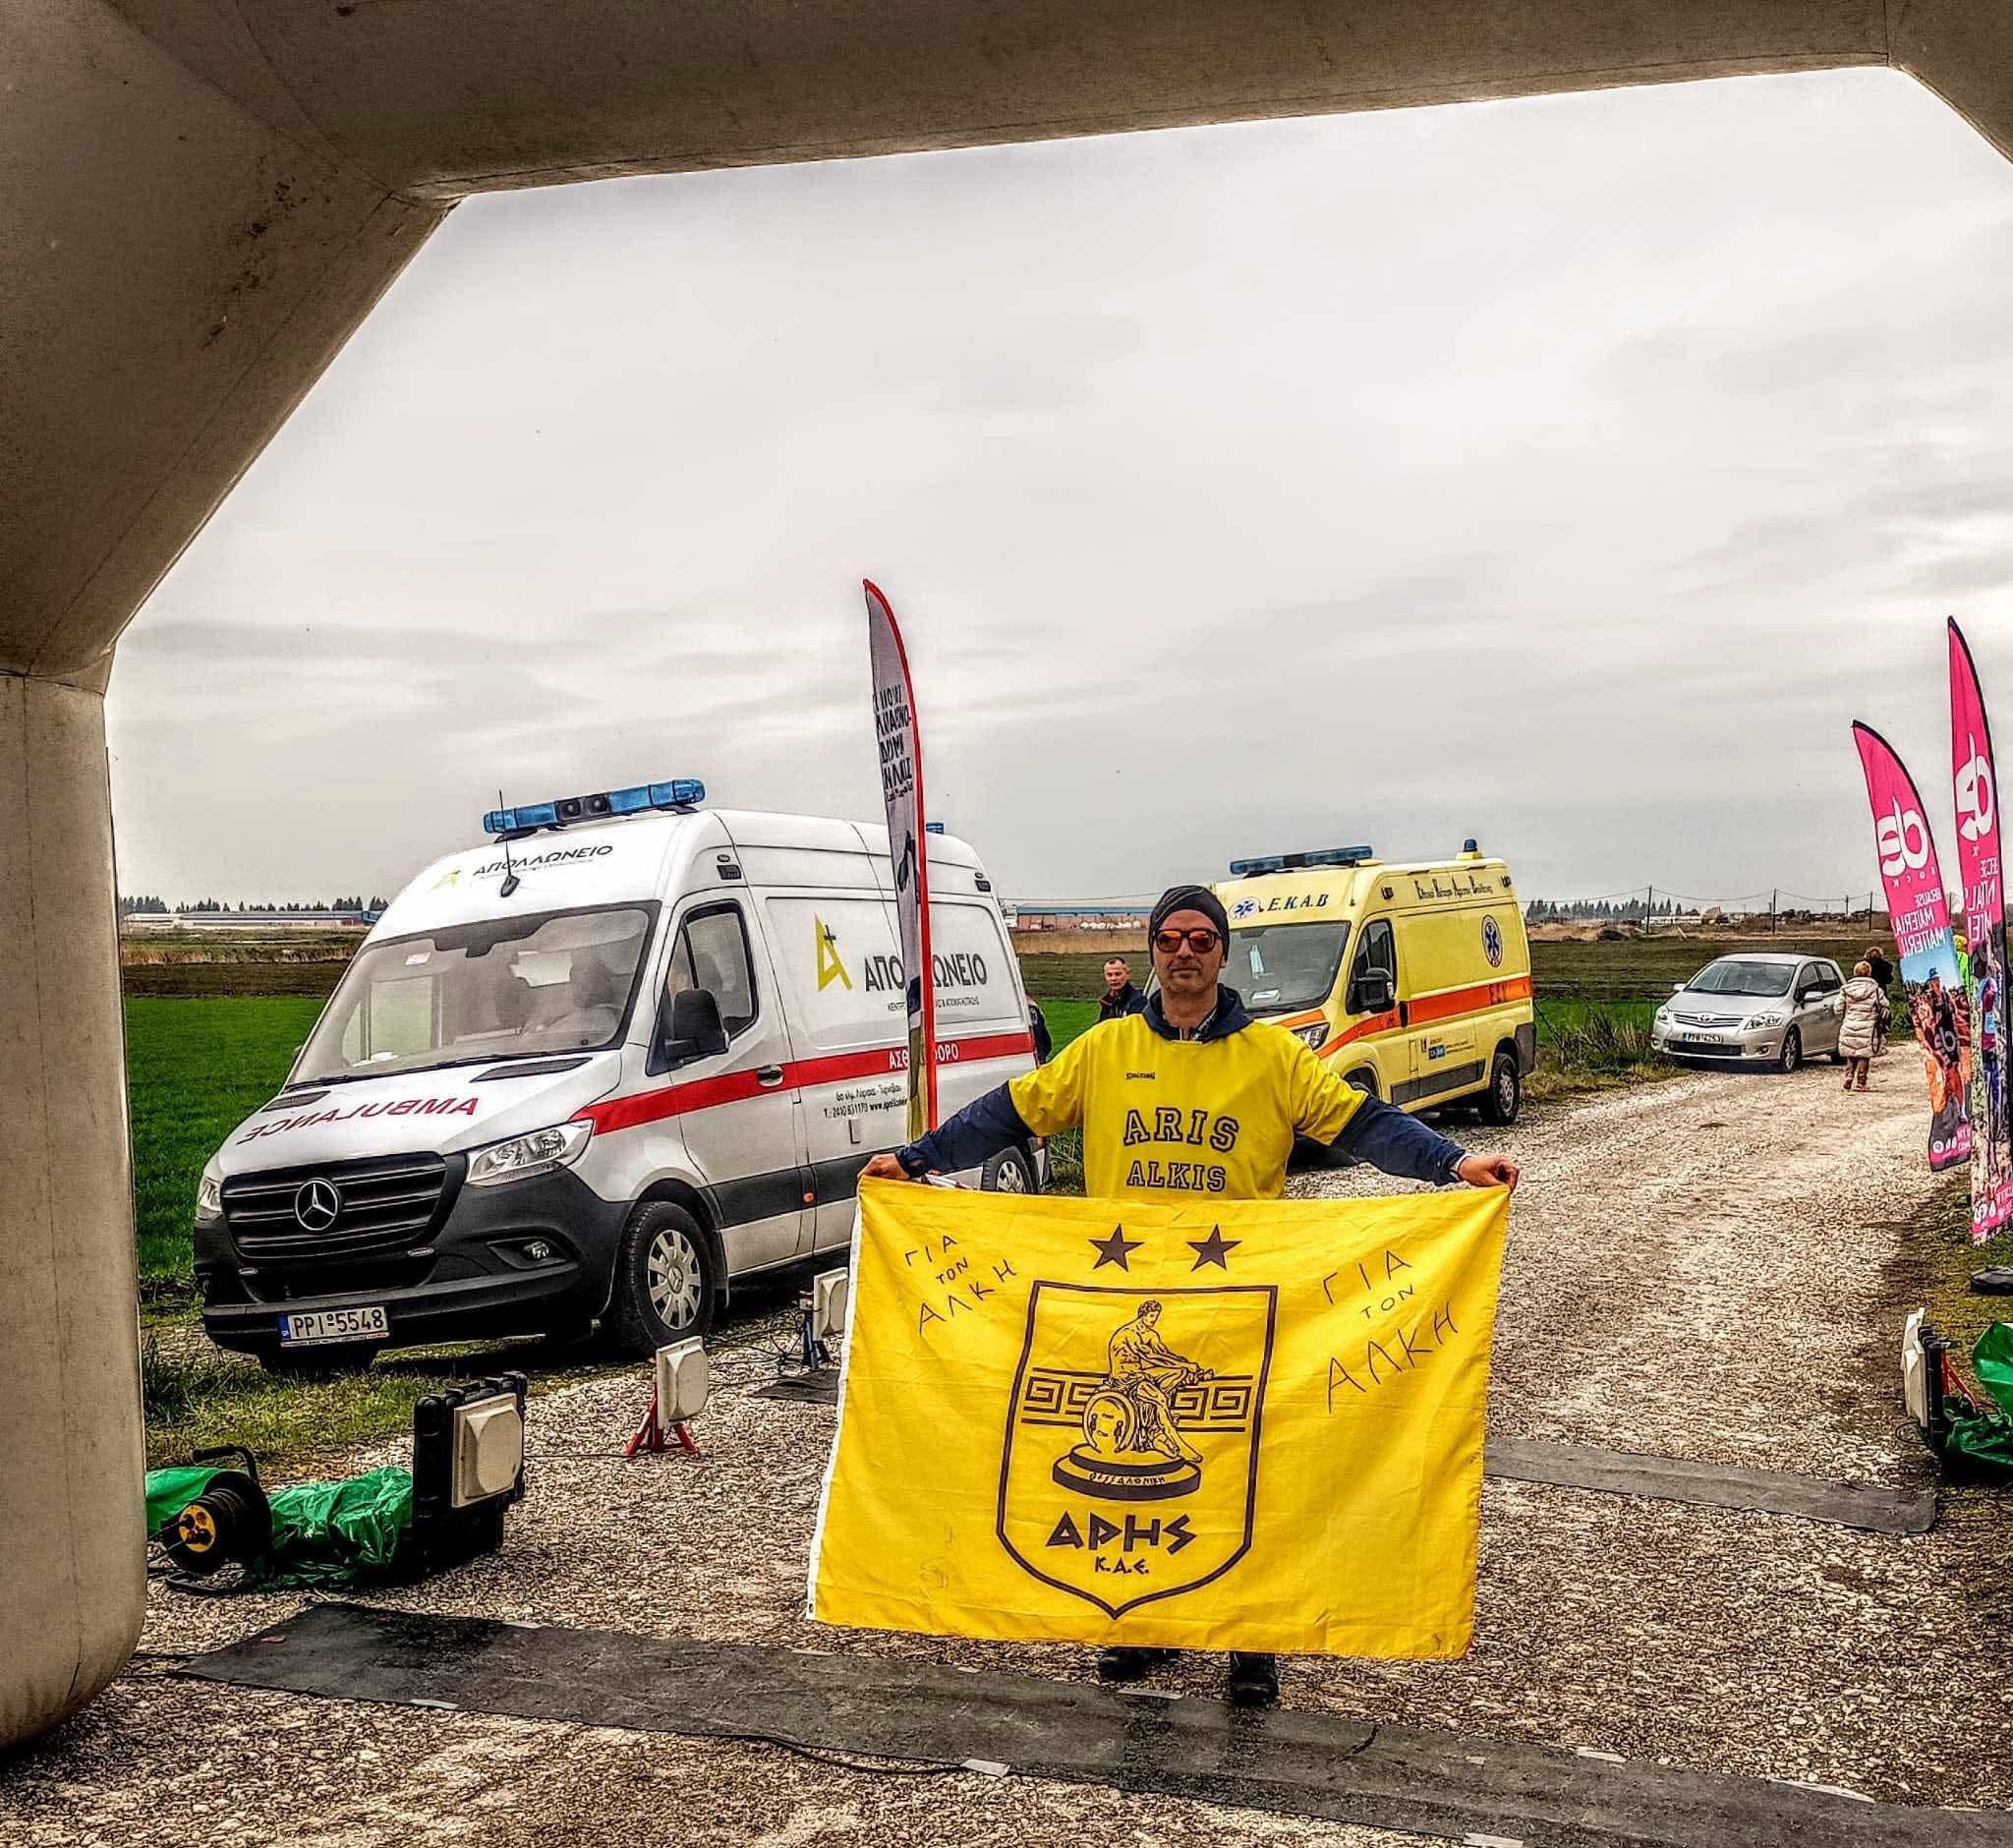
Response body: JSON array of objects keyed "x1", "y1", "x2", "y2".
[
  {"x1": 1229, "y1": 920, "x2": 1350, "y2": 1014},
  {"x1": 293, "y1": 903, "x2": 657, "y2": 1083}
]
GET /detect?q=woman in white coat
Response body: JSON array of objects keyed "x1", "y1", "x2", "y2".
[{"x1": 1838, "y1": 960, "x2": 1884, "y2": 1093}]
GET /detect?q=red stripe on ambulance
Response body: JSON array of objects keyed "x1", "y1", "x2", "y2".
[
  {"x1": 577, "y1": 1031, "x2": 1035, "y2": 1136},
  {"x1": 1318, "y1": 974, "x2": 1532, "y2": 1057}
]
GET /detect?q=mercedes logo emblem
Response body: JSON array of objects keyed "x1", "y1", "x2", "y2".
[{"x1": 294, "y1": 1178, "x2": 342, "y2": 1233}]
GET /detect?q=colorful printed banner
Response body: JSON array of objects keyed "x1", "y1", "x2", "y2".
[
  {"x1": 864, "y1": 580, "x2": 939, "y2": 1138},
  {"x1": 809, "y1": 1182, "x2": 1510, "y2": 1658},
  {"x1": 1949, "y1": 620, "x2": 2011, "y2": 1241},
  {"x1": 1853, "y1": 722, "x2": 1971, "y2": 1172}
]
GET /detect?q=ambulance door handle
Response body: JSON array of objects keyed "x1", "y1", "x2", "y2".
[{"x1": 757, "y1": 1065, "x2": 786, "y2": 1088}]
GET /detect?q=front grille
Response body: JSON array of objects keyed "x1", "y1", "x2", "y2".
[
  {"x1": 1672, "y1": 1011, "x2": 1742, "y2": 1027},
  {"x1": 224, "y1": 1155, "x2": 451, "y2": 1269}
]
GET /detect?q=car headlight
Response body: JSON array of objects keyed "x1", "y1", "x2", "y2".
[
  {"x1": 195, "y1": 1173, "x2": 223, "y2": 1224},
  {"x1": 1653, "y1": 1007, "x2": 1670, "y2": 1023},
  {"x1": 1291, "y1": 1022, "x2": 1330, "y2": 1051},
  {"x1": 1749, "y1": 1011, "x2": 1784, "y2": 1028},
  {"x1": 466, "y1": 1120, "x2": 594, "y2": 1188}
]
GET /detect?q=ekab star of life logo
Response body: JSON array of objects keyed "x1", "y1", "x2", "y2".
[{"x1": 997, "y1": 1278, "x2": 1276, "y2": 1618}]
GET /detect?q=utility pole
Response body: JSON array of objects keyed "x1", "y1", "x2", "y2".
[{"x1": 1771, "y1": 890, "x2": 1778, "y2": 934}]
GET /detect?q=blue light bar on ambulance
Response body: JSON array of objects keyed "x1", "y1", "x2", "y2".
[
  {"x1": 1227, "y1": 845, "x2": 1374, "y2": 877},
  {"x1": 484, "y1": 780, "x2": 705, "y2": 837}
]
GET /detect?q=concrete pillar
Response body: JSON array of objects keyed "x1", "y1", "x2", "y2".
[{"x1": 0, "y1": 669, "x2": 144, "y2": 1747}]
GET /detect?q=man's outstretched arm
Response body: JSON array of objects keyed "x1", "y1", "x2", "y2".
[
  {"x1": 861, "y1": 1031, "x2": 1093, "y2": 1182},
  {"x1": 860, "y1": 1083, "x2": 1034, "y2": 1182},
  {"x1": 1293, "y1": 1039, "x2": 1520, "y2": 1190}
]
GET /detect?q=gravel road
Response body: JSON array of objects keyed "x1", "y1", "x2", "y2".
[{"x1": 6, "y1": 1057, "x2": 2009, "y2": 1844}]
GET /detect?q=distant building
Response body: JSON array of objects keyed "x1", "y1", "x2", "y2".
[
  {"x1": 1008, "y1": 903, "x2": 1150, "y2": 933},
  {"x1": 122, "y1": 909, "x2": 372, "y2": 932}
]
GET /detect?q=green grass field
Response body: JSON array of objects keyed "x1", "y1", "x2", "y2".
[{"x1": 127, "y1": 996, "x2": 322, "y2": 1294}]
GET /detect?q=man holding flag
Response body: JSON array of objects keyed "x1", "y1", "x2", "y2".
[{"x1": 863, "y1": 881, "x2": 1519, "y2": 1705}]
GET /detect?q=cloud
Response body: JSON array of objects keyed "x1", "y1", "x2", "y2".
[{"x1": 106, "y1": 67, "x2": 2013, "y2": 912}]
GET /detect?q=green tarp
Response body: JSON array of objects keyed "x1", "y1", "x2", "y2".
[
  {"x1": 144, "y1": 1464, "x2": 224, "y2": 1534},
  {"x1": 1932, "y1": 1320, "x2": 2013, "y2": 1473},
  {"x1": 258, "y1": 1468, "x2": 414, "y2": 1585},
  {"x1": 1943, "y1": 1322, "x2": 2013, "y2": 1474},
  {"x1": 144, "y1": 1464, "x2": 416, "y2": 1587}
]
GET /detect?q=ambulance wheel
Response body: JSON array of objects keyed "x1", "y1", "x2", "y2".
[
  {"x1": 609, "y1": 1201, "x2": 718, "y2": 1354},
  {"x1": 1478, "y1": 1049, "x2": 1521, "y2": 1126},
  {"x1": 982, "y1": 1145, "x2": 1038, "y2": 1194},
  {"x1": 259, "y1": 1344, "x2": 378, "y2": 1376}
]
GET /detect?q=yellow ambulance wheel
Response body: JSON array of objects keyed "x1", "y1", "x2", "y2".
[{"x1": 1478, "y1": 1048, "x2": 1521, "y2": 1126}]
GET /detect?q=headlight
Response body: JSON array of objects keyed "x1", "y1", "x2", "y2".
[
  {"x1": 1653, "y1": 1007, "x2": 1670, "y2": 1022},
  {"x1": 1749, "y1": 1011, "x2": 1784, "y2": 1028},
  {"x1": 466, "y1": 1120, "x2": 594, "y2": 1187},
  {"x1": 195, "y1": 1173, "x2": 223, "y2": 1224},
  {"x1": 1291, "y1": 1022, "x2": 1330, "y2": 1051}
]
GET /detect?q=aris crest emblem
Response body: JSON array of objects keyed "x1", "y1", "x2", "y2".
[{"x1": 998, "y1": 1281, "x2": 1276, "y2": 1618}]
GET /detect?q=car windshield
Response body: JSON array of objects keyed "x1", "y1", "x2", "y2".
[
  {"x1": 1227, "y1": 921, "x2": 1351, "y2": 1014},
  {"x1": 1687, "y1": 959, "x2": 1795, "y2": 999},
  {"x1": 293, "y1": 903, "x2": 657, "y2": 1084}
]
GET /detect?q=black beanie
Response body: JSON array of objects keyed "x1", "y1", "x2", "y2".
[{"x1": 1149, "y1": 884, "x2": 1230, "y2": 942}]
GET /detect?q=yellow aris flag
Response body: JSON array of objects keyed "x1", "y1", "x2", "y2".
[{"x1": 809, "y1": 1180, "x2": 1510, "y2": 1659}]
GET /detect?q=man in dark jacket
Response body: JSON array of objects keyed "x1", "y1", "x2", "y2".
[
  {"x1": 864, "y1": 883, "x2": 1518, "y2": 1707},
  {"x1": 1097, "y1": 955, "x2": 1145, "y2": 1020}
]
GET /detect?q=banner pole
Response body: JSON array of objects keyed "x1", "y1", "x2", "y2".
[{"x1": 864, "y1": 580, "x2": 940, "y2": 1137}]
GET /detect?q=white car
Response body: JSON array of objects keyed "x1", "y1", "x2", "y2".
[
  {"x1": 1651, "y1": 953, "x2": 1846, "y2": 1073},
  {"x1": 194, "y1": 780, "x2": 1041, "y2": 1368}
]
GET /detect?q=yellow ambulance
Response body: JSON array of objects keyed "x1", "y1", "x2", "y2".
[{"x1": 1213, "y1": 839, "x2": 1534, "y2": 1123}]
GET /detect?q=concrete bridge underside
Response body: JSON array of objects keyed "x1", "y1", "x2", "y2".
[{"x1": 7, "y1": 0, "x2": 2013, "y2": 1749}]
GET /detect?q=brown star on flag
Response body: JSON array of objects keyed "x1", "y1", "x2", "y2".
[
  {"x1": 1186, "y1": 1225, "x2": 1240, "y2": 1270},
  {"x1": 1089, "y1": 1224, "x2": 1143, "y2": 1271}
]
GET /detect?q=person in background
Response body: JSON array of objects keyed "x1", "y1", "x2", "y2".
[
  {"x1": 863, "y1": 882, "x2": 1519, "y2": 1708},
  {"x1": 1979, "y1": 944, "x2": 2004, "y2": 1156},
  {"x1": 1097, "y1": 954, "x2": 1145, "y2": 1021},
  {"x1": 1838, "y1": 960, "x2": 1883, "y2": 1092},
  {"x1": 1865, "y1": 944, "x2": 1895, "y2": 1055}
]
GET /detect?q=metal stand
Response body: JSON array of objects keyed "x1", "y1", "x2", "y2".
[
  {"x1": 797, "y1": 1290, "x2": 834, "y2": 1374},
  {"x1": 624, "y1": 1387, "x2": 701, "y2": 1459}
]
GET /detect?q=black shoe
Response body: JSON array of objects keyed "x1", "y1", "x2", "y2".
[
  {"x1": 1227, "y1": 1651, "x2": 1279, "y2": 1706},
  {"x1": 1097, "y1": 1646, "x2": 1178, "y2": 1684}
]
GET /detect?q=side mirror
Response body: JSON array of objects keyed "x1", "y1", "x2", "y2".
[
  {"x1": 659, "y1": 987, "x2": 728, "y2": 1067},
  {"x1": 1672, "y1": 981, "x2": 1686, "y2": 994},
  {"x1": 1353, "y1": 968, "x2": 1396, "y2": 1014}
]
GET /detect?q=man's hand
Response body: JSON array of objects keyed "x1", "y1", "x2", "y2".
[
  {"x1": 861, "y1": 1152, "x2": 914, "y2": 1183},
  {"x1": 1456, "y1": 1152, "x2": 1520, "y2": 1192}
]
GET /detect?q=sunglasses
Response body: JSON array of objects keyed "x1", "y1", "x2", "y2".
[{"x1": 1153, "y1": 928, "x2": 1222, "y2": 954}]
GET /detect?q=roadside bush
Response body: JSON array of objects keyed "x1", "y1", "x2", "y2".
[{"x1": 1543, "y1": 1005, "x2": 1653, "y2": 1072}]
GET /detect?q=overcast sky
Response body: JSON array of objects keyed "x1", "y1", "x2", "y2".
[{"x1": 108, "y1": 68, "x2": 2013, "y2": 909}]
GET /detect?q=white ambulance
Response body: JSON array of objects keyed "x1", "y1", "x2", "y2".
[{"x1": 194, "y1": 781, "x2": 1040, "y2": 1368}]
